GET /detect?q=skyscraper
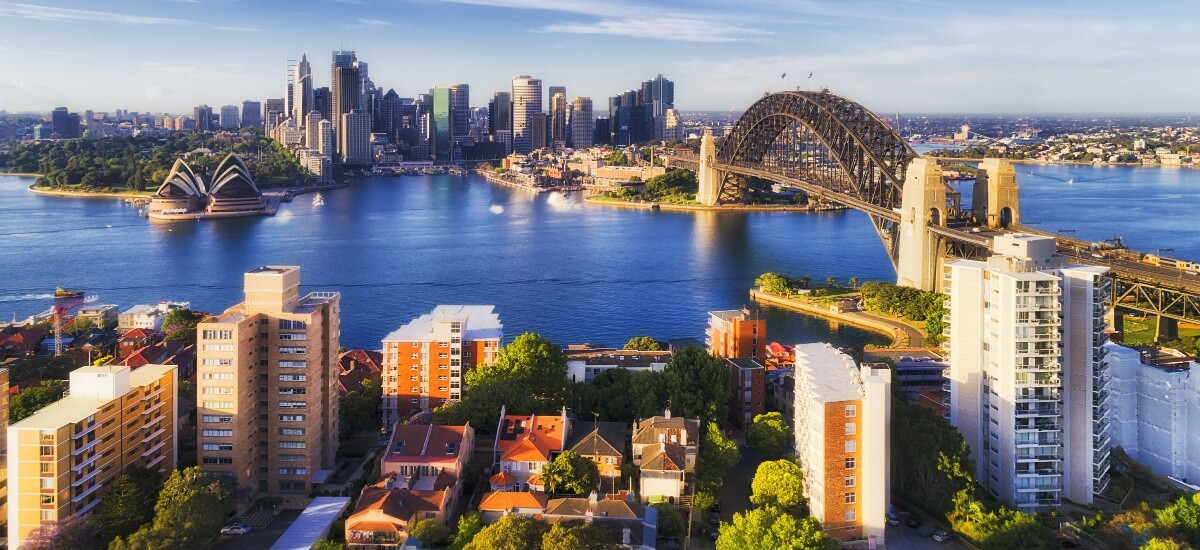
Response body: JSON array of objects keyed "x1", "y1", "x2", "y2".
[
  {"x1": 547, "y1": 86, "x2": 566, "y2": 106},
  {"x1": 511, "y1": 75, "x2": 542, "y2": 154},
  {"x1": 50, "y1": 107, "x2": 80, "y2": 138},
  {"x1": 241, "y1": 100, "x2": 263, "y2": 129},
  {"x1": 194, "y1": 104, "x2": 213, "y2": 133},
  {"x1": 945, "y1": 233, "x2": 1111, "y2": 511},
  {"x1": 570, "y1": 97, "x2": 594, "y2": 148},
  {"x1": 292, "y1": 53, "x2": 313, "y2": 131},
  {"x1": 331, "y1": 50, "x2": 360, "y2": 156},
  {"x1": 488, "y1": 91, "x2": 512, "y2": 153},
  {"x1": 264, "y1": 98, "x2": 285, "y2": 131},
  {"x1": 430, "y1": 86, "x2": 453, "y2": 161},
  {"x1": 195, "y1": 266, "x2": 340, "y2": 506},
  {"x1": 220, "y1": 105, "x2": 240, "y2": 129},
  {"x1": 318, "y1": 119, "x2": 334, "y2": 157},
  {"x1": 549, "y1": 92, "x2": 567, "y2": 149},
  {"x1": 305, "y1": 111, "x2": 322, "y2": 149},
  {"x1": 340, "y1": 110, "x2": 372, "y2": 164},
  {"x1": 449, "y1": 84, "x2": 470, "y2": 146},
  {"x1": 642, "y1": 74, "x2": 675, "y2": 139},
  {"x1": 313, "y1": 87, "x2": 331, "y2": 120}
]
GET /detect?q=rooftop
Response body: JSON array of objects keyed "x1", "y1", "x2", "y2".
[
  {"x1": 250, "y1": 265, "x2": 298, "y2": 275},
  {"x1": 793, "y1": 343, "x2": 864, "y2": 403},
  {"x1": 270, "y1": 497, "x2": 351, "y2": 550},
  {"x1": 383, "y1": 305, "x2": 502, "y2": 343},
  {"x1": 383, "y1": 423, "x2": 469, "y2": 463},
  {"x1": 12, "y1": 364, "x2": 175, "y2": 429},
  {"x1": 708, "y1": 307, "x2": 762, "y2": 322}
]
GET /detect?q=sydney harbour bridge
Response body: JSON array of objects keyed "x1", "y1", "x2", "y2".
[{"x1": 661, "y1": 91, "x2": 1200, "y2": 341}]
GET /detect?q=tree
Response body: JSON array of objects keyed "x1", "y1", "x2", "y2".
[
  {"x1": 340, "y1": 378, "x2": 384, "y2": 436},
  {"x1": 745, "y1": 412, "x2": 791, "y2": 458},
  {"x1": 797, "y1": 276, "x2": 810, "y2": 289},
  {"x1": 410, "y1": 518, "x2": 454, "y2": 547},
  {"x1": 653, "y1": 502, "x2": 687, "y2": 543},
  {"x1": 446, "y1": 332, "x2": 571, "y2": 431},
  {"x1": 824, "y1": 276, "x2": 836, "y2": 288},
  {"x1": 693, "y1": 490, "x2": 718, "y2": 513},
  {"x1": 605, "y1": 150, "x2": 630, "y2": 167},
  {"x1": 662, "y1": 346, "x2": 729, "y2": 424},
  {"x1": 21, "y1": 515, "x2": 99, "y2": 550},
  {"x1": 1143, "y1": 538, "x2": 1189, "y2": 550},
  {"x1": 97, "y1": 467, "x2": 162, "y2": 542},
  {"x1": 622, "y1": 336, "x2": 664, "y2": 351},
  {"x1": 541, "y1": 523, "x2": 618, "y2": 550},
  {"x1": 716, "y1": 506, "x2": 838, "y2": 550},
  {"x1": 975, "y1": 509, "x2": 1056, "y2": 550},
  {"x1": 162, "y1": 308, "x2": 202, "y2": 344},
  {"x1": 750, "y1": 460, "x2": 806, "y2": 511},
  {"x1": 463, "y1": 515, "x2": 548, "y2": 550},
  {"x1": 541, "y1": 450, "x2": 600, "y2": 495},
  {"x1": 848, "y1": 276, "x2": 860, "y2": 289},
  {"x1": 755, "y1": 272, "x2": 791, "y2": 295},
  {"x1": 891, "y1": 394, "x2": 974, "y2": 517},
  {"x1": 449, "y1": 512, "x2": 483, "y2": 550},
  {"x1": 11, "y1": 379, "x2": 67, "y2": 422},
  {"x1": 311, "y1": 541, "x2": 345, "y2": 550},
  {"x1": 110, "y1": 467, "x2": 234, "y2": 550},
  {"x1": 696, "y1": 421, "x2": 739, "y2": 492},
  {"x1": 1157, "y1": 494, "x2": 1200, "y2": 547},
  {"x1": 69, "y1": 315, "x2": 96, "y2": 334}
]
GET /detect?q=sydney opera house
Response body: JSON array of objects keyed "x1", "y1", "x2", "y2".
[{"x1": 147, "y1": 153, "x2": 267, "y2": 220}]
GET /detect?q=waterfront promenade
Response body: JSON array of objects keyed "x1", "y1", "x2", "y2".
[{"x1": 749, "y1": 288, "x2": 926, "y2": 348}]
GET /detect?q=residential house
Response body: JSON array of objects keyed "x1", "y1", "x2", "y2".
[
  {"x1": 544, "y1": 493, "x2": 658, "y2": 549},
  {"x1": 567, "y1": 421, "x2": 628, "y2": 491},
  {"x1": 340, "y1": 349, "x2": 383, "y2": 394},
  {"x1": 631, "y1": 411, "x2": 698, "y2": 503},
  {"x1": 491, "y1": 407, "x2": 570, "y2": 492},
  {"x1": 116, "y1": 339, "x2": 196, "y2": 380},
  {"x1": 117, "y1": 328, "x2": 163, "y2": 360},
  {"x1": 345, "y1": 482, "x2": 450, "y2": 548},
  {"x1": 380, "y1": 423, "x2": 473, "y2": 515},
  {"x1": 563, "y1": 346, "x2": 670, "y2": 383},
  {"x1": 0, "y1": 326, "x2": 44, "y2": 359},
  {"x1": 477, "y1": 491, "x2": 548, "y2": 524}
]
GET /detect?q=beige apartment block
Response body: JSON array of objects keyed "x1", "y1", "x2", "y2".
[
  {"x1": 7, "y1": 364, "x2": 177, "y2": 548},
  {"x1": 196, "y1": 266, "x2": 340, "y2": 508}
]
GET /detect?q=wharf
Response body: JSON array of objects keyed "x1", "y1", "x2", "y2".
[{"x1": 749, "y1": 288, "x2": 926, "y2": 348}]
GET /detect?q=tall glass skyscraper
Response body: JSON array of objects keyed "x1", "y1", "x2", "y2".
[{"x1": 430, "y1": 87, "x2": 453, "y2": 160}]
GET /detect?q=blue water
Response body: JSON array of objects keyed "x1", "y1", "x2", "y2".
[{"x1": 0, "y1": 175, "x2": 894, "y2": 350}]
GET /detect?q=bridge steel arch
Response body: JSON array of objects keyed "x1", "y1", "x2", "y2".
[{"x1": 711, "y1": 91, "x2": 920, "y2": 265}]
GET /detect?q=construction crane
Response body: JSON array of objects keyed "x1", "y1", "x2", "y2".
[{"x1": 34, "y1": 295, "x2": 98, "y2": 357}]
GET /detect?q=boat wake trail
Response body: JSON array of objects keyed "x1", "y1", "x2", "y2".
[{"x1": 0, "y1": 293, "x2": 53, "y2": 302}]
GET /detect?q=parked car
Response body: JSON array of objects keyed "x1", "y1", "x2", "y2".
[
  {"x1": 887, "y1": 508, "x2": 900, "y2": 526},
  {"x1": 917, "y1": 523, "x2": 937, "y2": 538},
  {"x1": 220, "y1": 523, "x2": 252, "y2": 536},
  {"x1": 932, "y1": 530, "x2": 951, "y2": 543},
  {"x1": 906, "y1": 516, "x2": 921, "y2": 528}
]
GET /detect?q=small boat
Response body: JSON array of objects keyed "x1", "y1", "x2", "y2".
[
  {"x1": 312, "y1": 193, "x2": 325, "y2": 207},
  {"x1": 54, "y1": 287, "x2": 84, "y2": 299}
]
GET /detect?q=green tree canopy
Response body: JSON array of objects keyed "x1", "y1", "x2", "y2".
[
  {"x1": 542, "y1": 450, "x2": 601, "y2": 495},
  {"x1": 1157, "y1": 494, "x2": 1200, "y2": 547},
  {"x1": 750, "y1": 459, "x2": 807, "y2": 511},
  {"x1": 696, "y1": 421, "x2": 740, "y2": 492},
  {"x1": 21, "y1": 515, "x2": 98, "y2": 550},
  {"x1": 662, "y1": 346, "x2": 729, "y2": 424},
  {"x1": 605, "y1": 150, "x2": 631, "y2": 167},
  {"x1": 340, "y1": 378, "x2": 384, "y2": 437},
  {"x1": 755, "y1": 272, "x2": 792, "y2": 295},
  {"x1": 745, "y1": 412, "x2": 791, "y2": 458},
  {"x1": 109, "y1": 467, "x2": 234, "y2": 550},
  {"x1": 622, "y1": 336, "x2": 664, "y2": 351},
  {"x1": 463, "y1": 515, "x2": 549, "y2": 550},
  {"x1": 891, "y1": 394, "x2": 974, "y2": 517},
  {"x1": 540, "y1": 523, "x2": 618, "y2": 550},
  {"x1": 311, "y1": 541, "x2": 345, "y2": 550},
  {"x1": 641, "y1": 169, "x2": 698, "y2": 202},
  {"x1": 716, "y1": 506, "x2": 838, "y2": 550},
  {"x1": 410, "y1": 518, "x2": 454, "y2": 547},
  {"x1": 443, "y1": 332, "x2": 571, "y2": 431},
  {"x1": 449, "y1": 512, "x2": 482, "y2": 550},
  {"x1": 653, "y1": 502, "x2": 687, "y2": 543},
  {"x1": 97, "y1": 467, "x2": 162, "y2": 543},
  {"x1": 1143, "y1": 537, "x2": 1190, "y2": 550},
  {"x1": 11, "y1": 379, "x2": 67, "y2": 422},
  {"x1": 69, "y1": 316, "x2": 96, "y2": 334}
]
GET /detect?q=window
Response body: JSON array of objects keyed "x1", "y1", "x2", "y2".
[
  {"x1": 202, "y1": 457, "x2": 234, "y2": 465},
  {"x1": 279, "y1": 415, "x2": 305, "y2": 422},
  {"x1": 202, "y1": 373, "x2": 234, "y2": 380},
  {"x1": 279, "y1": 401, "x2": 307, "y2": 409},
  {"x1": 845, "y1": 422, "x2": 856, "y2": 435},
  {"x1": 40, "y1": 462, "x2": 52, "y2": 473},
  {"x1": 40, "y1": 478, "x2": 54, "y2": 489},
  {"x1": 279, "y1": 387, "x2": 307, "y2": 395},
  {"x1": 202, "y1": 443, "x2": 234, "y2": 451},
  {"x1": 844, "y1": 492, "x2": 856, "y2": 504},
  {"x1": 202, "y1": 429, "x2": 233, "y2": 437},
  {"x1": 279, "y1": 428, "x2": 306, "y2": 436},
  {"x1": 278, "y1": 333, "x2": 307, "y2": 341},
  {"x1": 844, "y1": 440, "x2": 856, "y2": 453},
  {"x1": 202, "y1": 344, "x2": 234, "y2": 351},
  {"x1": 40, "y1": 445, "x2": 53, "y2": 456},
  {"x1": 202, "y1": 415, "x2": 232, "y2": 423},
  {"x1": 279, "y1": 441, "x2": 307, "y2": 449},
  {"x1": 278, "y1": 346, "x2": 306, "y2": 355},
  {"x1": 410, "y1": 375, "x2": 418, "y2": 382},
  {"x1": 279, "y1": 454, "x2": 305, "y2": 462},
  {"x1": 845, "y1": 475, "x2": 856, "y2": 487},
  {"x1": 279, "y1": 374, "x2": 307, "y2": 382},
  {"x1": 845, "y1": 457, "x2": 856, "y2": 470},
  {"x1": 279, "y1": 320, "x2": 307, "y2": 330},
  {"x1": 845, "y1": 509, "x2": 856, "y2": 522},
  {"x1": 202, "y1": 358, "x2": 233, "y2": 366},
  {"x1": 40, "y1": 510, "x2": 55, "y2": 521},
  {"x1": 845, "y1": 404, "x2": 857, "y2": 418},
  {"x1": 202, "y1": 401, "x2": 234, "y2": 409},
  {"x1": 202, "y1": 330, "x2": 233, "y2": 340},
  {"x1": 278, "y1": 468, "x2": 308, "y2": 476},
  {"x1": 409, "y1": 398, "x2": 419, "y2": 404},
  {"x1": 202, "y1": 387, "x2": 233, "y2": 394},
  {"x1": 278, "y1": 361, "x2": 307, "y2": 368}
]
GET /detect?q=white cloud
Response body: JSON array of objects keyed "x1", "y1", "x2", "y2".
[
  {"x1": 212, "y1": 25, "x2": 260, "y2": 32},
  {"x1": 542, "y1": 17, "x2": 770, "y2": 43},
  {"x1": 341, "y1": 17, "x2": 392, "y2": 28},
  {"x1": 0, "y1": 2, "x2": 190, "y2": 25}
]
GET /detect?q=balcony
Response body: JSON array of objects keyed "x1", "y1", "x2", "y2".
[
  {"x1": 1016, "y1": 468, "x2": 1062, "y2": 477},
  {"x1": 1016, "y1": 483, "x2": 1061, "y2": 492},
  {"x1": 1015, "y1": 405, "x2": 1061, "y2": 417},
  {"x1": 1016, "y1": 452, "x2": 1063, "y2": 462}
]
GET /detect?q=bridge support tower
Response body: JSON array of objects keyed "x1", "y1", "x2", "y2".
[
  {"x1": 896, "y1": 158, "x2": 948, "y2": 291},
  {"x1": 973, "y1": 158, "x2": 1020, "y2": 229},
  {"x1": 697, "y1": 130, "x2": 726, "y2": 206}
]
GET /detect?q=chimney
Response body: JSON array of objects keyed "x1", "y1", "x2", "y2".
[{"x1": 664, "y1": 407, "x2": 671, "y2": 419}]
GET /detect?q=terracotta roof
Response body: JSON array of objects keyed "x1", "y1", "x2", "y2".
[
  {"x1": 347, "y1": 486, "x2": 446, "y2": 529},
  {"x1": 545, "y1": 497, "x2": 642, "y2": 519},
  {"x1": 640, "y1": 443, "x2": 687, "y2": 472},
  {"x1": 490, "y1": 471, "x2": 516, "y2": 487},
  {"x1": 501, "y1": 436, "x2": 554, "y2": 463},
  {"x1": 632, "y1": 414, "x2": 699, "y2": 446},
  {"x1": 527, "y1": 474, "x2": 544, "y2": 488},
  {"x1": 496, "y1": 413, "x2": 567, "y2": 465},
  {"x1": 120, "y1": 328, "x2": 157, "y2": 340},
  {"x1": 478, "y1": 491, "x2": 548, "y2": 512},
  {"x1": 339, "y1": 349, "x2": 383, "y2": 374},
  {"x1": 383, "y1": 424, "x2": 469, "y2": 464},
  {"x1": 568, "y1": 422, "x2": 626, "y2": 458}
]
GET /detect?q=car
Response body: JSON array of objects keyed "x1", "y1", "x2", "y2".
[
  {"x1": 932, "y1": 530, "x2": 951, "y2": 543},
  {"x1": 710, "y1": 511, "x2": 721, "y2": 525},
  {"x1": 886, "y1": 509, "x2": 900, "y2": 526},
  {"x1": 906, "y1": 516, "x2": 921, "y2": 528},
  {"x1": 220, "y1": 523, "x2": 252, "y2": 536}
]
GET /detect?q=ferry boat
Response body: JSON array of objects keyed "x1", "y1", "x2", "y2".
[{"x1": 54, "y1": 287, "x2": 84, "y2": 299}]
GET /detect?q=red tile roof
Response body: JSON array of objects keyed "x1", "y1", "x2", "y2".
[{"x1": 478, "y1": 491, "x2": 548, "y2": 512}]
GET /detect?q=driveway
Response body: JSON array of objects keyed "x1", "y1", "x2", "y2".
[
  {"x1": 884, "y1": 514, "x2": 964, "y2": 550},
  {"x1": 218, "y1": 509, "x2": 303, "y2": 550},
  {"x1": 713, "y1": 446, "x2": 769, "y2": 523}
]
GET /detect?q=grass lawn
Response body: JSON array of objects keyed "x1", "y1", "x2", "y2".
[{"x1": 1121, "y1": 314, "x2": 1200, "y2": 345}]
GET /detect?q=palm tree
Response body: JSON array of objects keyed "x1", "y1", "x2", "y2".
[
  {"x1": 798, "y1": 276, "x2": 810, "y2": 289},
  {"x1": 825, "y1": 276, "x2": 837, "y2": 288},
  {"x1": 849, "y1": 277, "x2": 860, "y2": 289}
]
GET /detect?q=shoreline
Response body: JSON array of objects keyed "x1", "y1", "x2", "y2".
[
  {"x1": 0, "y1": 172, "x2": 42, "y2": 177},
  {"x1": 584, "y1": 197, "x2": 843, "y2": 213},
  {"x1": 749, "y1": 288, "x2": 927, "y2": 348},
  {"x1": 28, "y1": 185, "x2": 153, "y2": 200}
]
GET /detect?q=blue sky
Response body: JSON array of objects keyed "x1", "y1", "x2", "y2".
[{"x1": 0, "y1": 0, "x2": 1196, "y2": 114}]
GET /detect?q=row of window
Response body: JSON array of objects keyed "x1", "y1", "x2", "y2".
[
  {"x1": 202, "y1": 330, "x2": 233, "y2": 340},
  {"x1": 202, "y1": 358, "x2": 233, "y2": 366}
]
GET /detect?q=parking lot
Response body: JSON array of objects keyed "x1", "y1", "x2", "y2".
[
  {"x1": 884, "y1": 516, "x2": 964, "y2": 550},
  {"x1": 217, "y1": 509, "x2": 303, "y2": 550}
]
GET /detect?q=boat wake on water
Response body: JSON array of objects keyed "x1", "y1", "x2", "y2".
[{"x1": 0, "y1": 293, "x2": 54, "y2": 302}]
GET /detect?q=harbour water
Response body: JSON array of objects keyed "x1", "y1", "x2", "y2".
[{"x1": 2, "y1": 163, "x2": 1198, "y2": 350}]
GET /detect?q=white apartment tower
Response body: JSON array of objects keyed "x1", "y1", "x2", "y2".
[
  {"x1": 511, "y1": 75, "x2": 542, "y2": 155},
  {"x1": 340, "y1": 110, "x2": 372, "y2": 164},
  {"x1": 570, "y1": 97, "x2": 594, "y2": 149},
  {"x1": 945, "y1": 234, "x2": 1111, "y2": 511}
]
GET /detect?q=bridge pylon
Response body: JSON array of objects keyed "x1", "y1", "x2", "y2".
[
  {"x1": 697, "y1": 129, "x2": 725, "y2": 205},
  {"x1": 973, "y1": 158, "x2": 1020, "y2": 229},
  {"x1": 896, "y1": 158, "x2": 947, "y2": 292}
]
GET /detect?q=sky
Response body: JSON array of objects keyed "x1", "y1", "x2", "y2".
[{"x1": 0, "y1": 0, "x2": 1197, "y2": 115}]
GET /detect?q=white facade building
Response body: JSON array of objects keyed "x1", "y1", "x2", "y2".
[
  {"x1": 570, "y1": 97, "x2": 594, "y2": 149},
  {"x1": 1108, "y1": 344, "x2": 1200, "y2": 484},
  {"x1": 511, "y1": 76, "x2": 542, "y2": 155},
  {"x1": 340, "y1": 110, "x2": 372, "y2": 164},
  {"x1": 945, "y1": 233, "x2": 1111, "y2": 511},
  {"x1": 219, "y1": 105, "x2": 240, "y2": 129}
]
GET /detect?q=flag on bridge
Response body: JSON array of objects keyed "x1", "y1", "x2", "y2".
[{"x1": 781, "y1": 71, "x2": 787, "y2": 79}]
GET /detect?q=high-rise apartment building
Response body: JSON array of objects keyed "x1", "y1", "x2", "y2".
[
  {"x1": 570, "y1": 97, "x2": 593, "y2": 148},
  {"x1": 292, "y1": 53, "x2": 313, "y2": 129},
  {"x1": 318, "y1": 119, "x2": 334, "y2": 157},
  {"x1": 195, "y1": 266, "x2": 340, "y2": 507},
  {"x1": 488, "y1": 92, "x2": 512, "y2": 153},
  {"x1": 220, "y1": 105, "x2": 240, "y2": 129},
  {"x1": 549, "y1": 92, "x2": 567, "y2": 149},
  {"x1": 945, "y1": 234, "x2": 1110, "y2": 511},
  {"x1": 511, "y1": 75, "x2": 542, "y2": 154},
  {"x1": 792, "y1": 344, "x2": 890, "y2": 544},
  {"x1": 706, "y1": 308, "x2": 766, "y2": 361},
  {"x1": 7, "y1": 364, "x2": 177, "y2": 548},
  {"x1": 305, "y1": 111, "x2": 322, "y2": 149},
  {"x1": 331, "y1": 50, "x2": 360, "y2": 156},
  {"x1": 381, "y1": 305, "x2": 502, "y2": 428},
  {"x1": 340, "y1": 110, "x2": 372, "y2": 164},
  {"x1": 242, "y1": 100, "x2": 263, "y2": 129},
  {"x1": 194, "y1": 104, "x2": 213, "y2": 132},
  {"x1": 662, "y1": 108, "x2": 684, "y2": 142}
]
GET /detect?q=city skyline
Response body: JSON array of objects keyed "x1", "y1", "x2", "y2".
[{"x1": 0, "y1": 0, "x2": 1197, "y2": 115}]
